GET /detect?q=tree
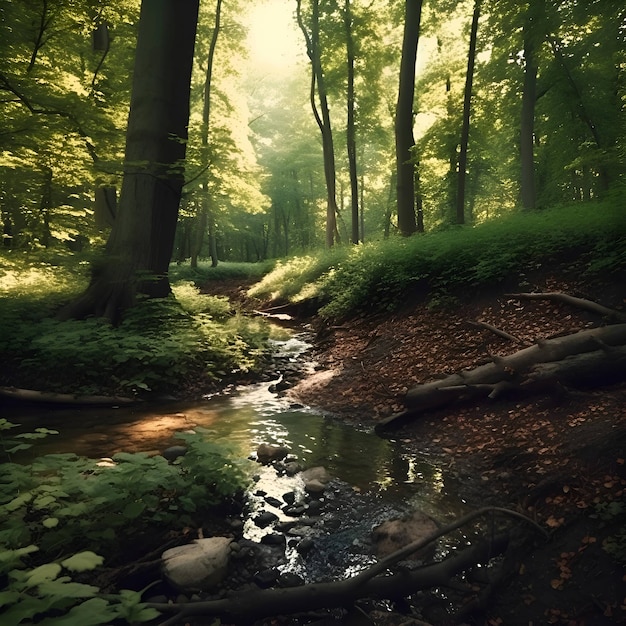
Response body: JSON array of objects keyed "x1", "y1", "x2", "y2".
[
  {"x1": 192, "y1": 0, "x2": 223, "y2": 269},
  {"x1": 395, "y1": 0, "x2": 423, "y2": 236},
  {"x1": 455, "y1": 0, "x2": 481, "y2": 224},
  {"x1": 297, "y1": 0, "x2": 340, "y2": 248},
  {"x1": 0, "y1": 0, "x2": 138, "y2": 250},
  {"x1": 61, "y1": 0, "x2": 200, "y2": 322},
  {"x1": 344, "y1": 0, "x2": 359, "y2": 244}
]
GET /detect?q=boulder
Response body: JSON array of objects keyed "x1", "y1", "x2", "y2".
[
  {"x1": 372, "y1": 511, "x2": 438, "y2": 560},
  {"x1": 162, "y1": 537, "x2": 232, "y2": 591}
]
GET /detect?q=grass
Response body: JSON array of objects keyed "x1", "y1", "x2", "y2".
[
  {"x1": 0, "y1": 253, "x2": 271, "y2": 397},
  {"x1": 250, "y1": 196, "x2": 626, "y2": 319}
]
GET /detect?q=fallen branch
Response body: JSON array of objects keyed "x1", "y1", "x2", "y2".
[
  {"x1": 0, "y1": 386, "x2": 136, "y2": 406},
  {"x1": 469, "y1": 320, "x2": 525, "y2": 345},
  {"x1": 377, "y1": 324, "x2": 626, "y2": 430},
  {"x1": 149, "y1": 507, "x2": 543, "y2": 625},
  {"x1": 505, "y1": 292, "x2": 626, "y2": 323}
]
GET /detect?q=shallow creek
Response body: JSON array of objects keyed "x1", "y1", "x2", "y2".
[{"x1": 6, "y1": 328, "x2": 468, "y2": 584}]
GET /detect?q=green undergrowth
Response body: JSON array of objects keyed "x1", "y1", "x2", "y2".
[
  {"x1": 170, "y1": 259, "x2": 274, "y2": 284},
  {"x1": 250, "y1": 198, "x2": 626, "y2": 319},
  {"x1": 0, "y1": 419, "x2": 250, "y2": 625},
  {"x1": 0, "y1": 255, "x2": 270, "y2": 396}
]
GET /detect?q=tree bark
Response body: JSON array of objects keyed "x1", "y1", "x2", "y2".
[
  {"x1": 296, "y1": 0, "x2": 340, "y2": 248},
  {"x1": 455, "y1": 0, "x2": 481, "y2": 225},
  {"x1": 344, "y1": 0, "x2": 359, "y2": 244},
  {"x1": 395, "y1": 0, "x2": 423, "y2": 236},
  {"x1": 520, "y1": 0, "x2": 543, "y2": 210},
  {"x1": 59, "y1": 0, "x2": 200, "y2": 323}
]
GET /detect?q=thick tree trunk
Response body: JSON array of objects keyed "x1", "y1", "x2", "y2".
[
  {"x1": 395, "y1": 0, "x2": 423, "y2": 236},
  {"x1": 377, "y1": 324, "x2": 626, "y2": 430},
  {"x1": 60, "y1": 0, "x2": 199, "y2": 323},
  {"x1": 520, "y1": 0, "x2": 544, "y2": 210}
]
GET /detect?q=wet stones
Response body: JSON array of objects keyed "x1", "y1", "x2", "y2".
[
  {"x1": 256, "y1": 443, "x2": 289, "y2": 464},
  {"x1": 371, "y1": 510, "x2": 439, "y2": 560}
]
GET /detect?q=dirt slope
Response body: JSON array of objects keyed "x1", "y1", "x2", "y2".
[{"x1": 284, "y1": 270, "x2": 626, "y2": 625}]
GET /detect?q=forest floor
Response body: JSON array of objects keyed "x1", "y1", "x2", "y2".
[{"x1": 231, "y1": 265, "x2": 626, "y2": 626}]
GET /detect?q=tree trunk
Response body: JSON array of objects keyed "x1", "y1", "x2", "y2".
[
  {"x1": 59, "y1": 0, "x2": 199, "y2": 323},
  {"x1": 520, "y1": 2, "x2": 542, "y2": 210},
  {"x1": 297, "y1": 0, "x2": 339, "y2": 248},
  {"x1": 455, "y1": 0, "x2": 481, "y2": 225},
  {"x1": 344, "y1": 0, "x2": 359, "y2": 245},
  {"x1": 395, "y1": 0, "x2": 423, "y2": 236}
]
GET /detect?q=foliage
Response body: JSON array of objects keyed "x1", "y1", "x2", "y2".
[
  {"x1": 252, "y1": 198, "x2": 626, "y2": 319},
  {"x1": 170, "y1": 259, "x2": 274, "y2": 284},
  {"x1": 0, "y1": 421, "x2": 250, "y2": 625},
  {"x1": 0, "y1": 254, "x2": 270, "y2": 396}
]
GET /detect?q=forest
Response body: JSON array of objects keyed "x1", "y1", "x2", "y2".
[{"x1": 1, "y1": 0, "x2": 625, "y2": 625}]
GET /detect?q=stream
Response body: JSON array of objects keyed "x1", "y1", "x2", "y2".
[{"x1": 4, "y1": 326, "x2": 468, "y2": 588}]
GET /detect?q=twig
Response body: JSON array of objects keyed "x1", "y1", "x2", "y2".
[
  {"x1": 469, "y1": 320, "x2": 525, "y2": 344},
  {"x1": 505, "y1": 292, "x2": 626, "y2": 323}
]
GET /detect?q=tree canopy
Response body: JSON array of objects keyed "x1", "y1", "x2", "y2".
[{"x1": 1, "y1": 0, "x2": 623, "y2": 270}]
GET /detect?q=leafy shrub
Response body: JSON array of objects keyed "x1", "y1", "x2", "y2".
[
  {"x1": 2, "y1": 276, "x2": 270, "y2": 396},
  {"x1": 0, "y1": 421, "x2": 250, "y2": 624}
]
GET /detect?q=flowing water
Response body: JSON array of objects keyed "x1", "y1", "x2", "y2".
[{"x1": 4, "y1": 329, "x2": 467, "y2": 582}]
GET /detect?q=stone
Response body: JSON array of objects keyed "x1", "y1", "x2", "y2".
[
  {"x1": 162, "y1": 537, "x2": 232, "y2": 591},
  {"x1": 301, "y1": 466, "x2": 332, "y2": 484},
  {"x1": 161, "y1": 445, "x2": 187, "y2": 461},
  {"x1": 254, "y1": 511, "x2": 279, "y2": 528},
  {"x1": 304, "y1": 479, "x2": 327, "y2": 495},
  {"x1": 371, "y1": 511, "x2": 439, "y2": 560},
  {"x1": 264, "y1": 496, "x2": 283, "y2": 508},
  {"x1": 261, "y1": 533, "x2": 286, "y2": 547},
  {"x1": 282, "y1": 491, "x2": 297, "y2": 505},
  {"x1": 283, "y1": 462, "x2": 302, "y2": 476},
  {"x1": 254, "y1": 568, "x2": 280, "y2": 588},
  {"x1": 278, "y1": 572, "x2": 304, "y2": 587},
  {"x1": 256, "y1": 443, "x2": 289, "y2": 464},
  {"x1": 296, "y1": 538, "x2": 315, "y2": 555}
]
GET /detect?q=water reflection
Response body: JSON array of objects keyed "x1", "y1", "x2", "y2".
[{"x1": 6, "y1": 346, "x2": 461, "y2": 517}]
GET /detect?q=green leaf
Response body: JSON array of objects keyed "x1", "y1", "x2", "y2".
[
  {"x1": 26, "y1": 563, "x2": 62, "y2": 586},
  {"x1": 122, "y1": 501, "x2": 145, "y2": 519},
  {"x1": 42, "y1": 517, "x2": 59, "y2": 528},
  {"x1": 38, "y1": 579, "x2": 99, "y2": 599},
  {"x1": 5, "y1": 491, "x2": 33, "y2": 511},
  {"x1": 38, "y1": 597, "x2": 118, "y2": 626},
  {"x1": 0, "y1": 589, "x2": 21, "y2": 609},
  {"x1": 61, "y1": 552, "x2": 104, "y2": 573}
]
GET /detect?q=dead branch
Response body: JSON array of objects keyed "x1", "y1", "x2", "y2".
[
  {"x1": 505, "y1": 292, "x2": 626, "y2": 323},
  {"x1": 469, "y1": 320, "x2": 525, "y2": 345},
  {"x1": 0, "y1": 386, "x2": 136, "y2": 406},
  {"x1": 376, "y1": 324, "x2": 626, "y2": 430},
  {"x1": 148, "y1": 507, "x2": 543, "y2": 625}
]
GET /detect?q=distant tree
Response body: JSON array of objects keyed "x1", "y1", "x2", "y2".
[
  {"x1": 61, "y1": 0, "x2": 200, "y2": 322},
  {"x1": 297, "y1": 0, "x2": 340, "y2": 247},
  {"x1": 344, "y1": 0, "x2": 359, "y2": 244},
  {"x1": 395, "y1": 0, "x2": 423, "y2": 236},
  {"x1": 455, "y1": 0, "x2": 481, "y2": 224}
]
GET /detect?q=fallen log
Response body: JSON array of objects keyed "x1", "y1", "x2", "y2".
[
  {"x1": 149, "y1": 507, "x2": 542, "y2": 625},
  {"x1": 376, "y1": 324, "x2": 626, "y2": 431},
  {"x1": 0, "y1": 386, "x2": 136, "y2": 406}
]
